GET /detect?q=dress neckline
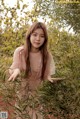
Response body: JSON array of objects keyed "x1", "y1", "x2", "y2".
[{"x1": 30, "y1": 51, "x2": 40, "y2": 54}]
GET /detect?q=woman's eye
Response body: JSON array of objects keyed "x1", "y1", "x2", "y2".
[
  {"x1": 33, "y1": 34, "x2": 37, "y2": 36},
  {"x1": 41, "y1": 35, "x2": 44, "y2": 38}
]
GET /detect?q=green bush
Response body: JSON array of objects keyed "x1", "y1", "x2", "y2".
[{"x1": 38, "y1": 79, "x2": 80, "y2": 119}]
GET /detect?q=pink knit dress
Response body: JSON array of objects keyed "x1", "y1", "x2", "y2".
[
  {"x1": 10, "y1": 46, "x2": 55, "y2": 96},
  {"x1": 9, "y1": 46, "x2": 55, "y2": 119}
]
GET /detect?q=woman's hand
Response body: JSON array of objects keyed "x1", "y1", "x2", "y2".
[
  {"x1": 8, "y1": 68, "x2": 20, "y2": 81},
  {"x1": 47, "y1": 76, "x2": 54, "y2": 83},
  {"x1": 48, "y1": 76, "x2": 65, "y2": 83}
]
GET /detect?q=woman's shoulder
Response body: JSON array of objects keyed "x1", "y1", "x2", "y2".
[
  {"x1": 15, "y1": 45, "x2": 24, "y2": 52},
  {"x1": 48, "y1": 51, "x2": 53, "y2": 59},
  {"x1": 14, "y1": 45, "x2": 25, "y2": 54}
]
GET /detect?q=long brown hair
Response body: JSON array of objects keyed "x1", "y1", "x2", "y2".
[{"x1": 24, "y1": 22, "x2": 49, "y2": 80}]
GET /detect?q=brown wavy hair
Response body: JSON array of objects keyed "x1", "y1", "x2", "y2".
[{"x1": 24, "y1": 22, "x2": 49, "y2": 80}]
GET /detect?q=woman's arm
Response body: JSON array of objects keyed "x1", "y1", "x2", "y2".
[
  {"x1": 8, "y1": 46, "x2": 24, "y2": 81},
  {"x1": 44, "y1": 52, "x2": 55, "y2": 82}
]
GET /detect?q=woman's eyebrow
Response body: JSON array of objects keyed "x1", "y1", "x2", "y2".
[
  {"x1": 33, "y1": 31, "x2": 44, "y2": 35},
  {"x1": 32, "y1": 31, "x2": 37, "y2": 34}
]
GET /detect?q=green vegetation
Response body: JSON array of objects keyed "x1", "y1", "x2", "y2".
[{"x1": 0, "y1": 0, "x2": 80, "y2": 118}]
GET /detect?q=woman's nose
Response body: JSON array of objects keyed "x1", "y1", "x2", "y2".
[{"x1": 36, "y1": 36, "x2": 40, "y2": 41}]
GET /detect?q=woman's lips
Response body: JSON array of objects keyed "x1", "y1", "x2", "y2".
[{"x1": 34, "y1": 42, "x2": 40, "y2": 45}]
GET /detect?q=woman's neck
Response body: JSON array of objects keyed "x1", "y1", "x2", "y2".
[{"x1": 31, "y1": 47, "x2": 40, "y2": 53}]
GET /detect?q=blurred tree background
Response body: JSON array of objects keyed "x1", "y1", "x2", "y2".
[{"x1": 0, "y1": 0, "x2": 80, "y2": 119}]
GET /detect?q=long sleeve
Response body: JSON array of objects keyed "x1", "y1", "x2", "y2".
[
  {"x1": 48, "y1": 53, "x2": 55, "y2": 75},
  {"x1": 44, "y1": 52, "x2": 55, "y2": 79},
  {"x1": 9, "y1": 46, "x2": 26, "y2": 74}
]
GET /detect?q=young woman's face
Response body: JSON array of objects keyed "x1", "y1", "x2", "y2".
[{"x1": 30, "y1": 28, "x2": 45, "y2": 52}]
